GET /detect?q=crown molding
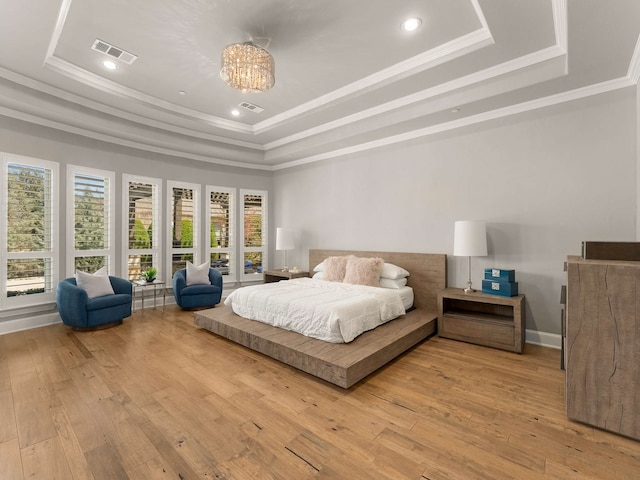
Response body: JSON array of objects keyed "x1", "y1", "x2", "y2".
[
  {"x1": 0, "y1": 105, "x2": 271, "y2": 171},
  {"x1": 253, "y1": 27, "x2": 495, "y2": 134},
  {"x1": 265, "y1": 44, "x2": 566, "y2": 151},
  {"x1": 273, "y1": 77, "x2": 633, "y2": 171},
  {"x1": 627, "y1": 34, "x2": 640, "y2": 83},
  {"x1": 0, "y1": 67, "x2": 263, "y2": 151},
  {"x1": 43, "y1": 56, "x2": 252, "y2": 134}
]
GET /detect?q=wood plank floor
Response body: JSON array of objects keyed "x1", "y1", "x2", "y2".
[{"x1": 1, "y1": 305, "x2": 639, "y2": 479}]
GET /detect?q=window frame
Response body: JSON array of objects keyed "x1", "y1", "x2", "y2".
[
  {"x1": 239, "y1": 188, "x2": 268, "y2": 283},
  {"x1": 166, "y1": 180, "x2": 200, "y2": 280},
  {"x1": 1, "y1": 153, "x2": 59, "y2": 309},
  {"x1": 122, "y1": 174, "x2": 162, "y2": 282},
  {"x1": 66, "y1": 165, "x2": 115, "y2": 277}
]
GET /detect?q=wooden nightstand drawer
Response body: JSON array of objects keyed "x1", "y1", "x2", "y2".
[{"x1": 440, "y1": 314, "x2": 514, "y2": 346}]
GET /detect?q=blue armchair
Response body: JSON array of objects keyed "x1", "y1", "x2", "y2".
[
  {"x1": 56, "y1": 276, "x2": 133, "y2": 330},
  {"x1": 172, "y1": 268, "x2": 223, "y2": 309}
]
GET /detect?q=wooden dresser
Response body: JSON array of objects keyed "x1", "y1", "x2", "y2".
[{"x1": 565, "y1": 255, "x2": 640, "y2": 440}]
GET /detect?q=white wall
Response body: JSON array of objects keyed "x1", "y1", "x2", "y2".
[{"x1": 272, "y1": 88, "x2": 637, "y2": 336}]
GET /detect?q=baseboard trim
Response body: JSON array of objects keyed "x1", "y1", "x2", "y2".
[
  {"x1": 526, "y1": 329, "x2": 561, "y2": 349},
  {"x1": 0, "y1": 312, "x2": 61, "y2": 336},
  {"x1": 1, "y1": 310, "x2": 563, "y2": 351}
]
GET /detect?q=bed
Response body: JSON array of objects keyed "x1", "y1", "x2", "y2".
[{"x1": 194, "y1": 249, "x2": 447, "y2": 388}]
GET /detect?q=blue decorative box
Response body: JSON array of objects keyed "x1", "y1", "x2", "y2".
[
  {"x1": 484, "y1": 268, "x2": 516, "y2": 282},
  {"x1": 482, "y1": 279, "x2": 519, "y2": 297}
]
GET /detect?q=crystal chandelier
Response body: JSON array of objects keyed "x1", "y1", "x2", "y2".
[{"x1": 220, "y1": 42, "x2": 275, "y2": 93}]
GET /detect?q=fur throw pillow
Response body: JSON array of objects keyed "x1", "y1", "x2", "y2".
[
  {"x1": 343, "y1": 256, "x2": 384, "y2": 287},
  {"x1": 323, "y1": 256, "x2": 351, "y2": 282}
]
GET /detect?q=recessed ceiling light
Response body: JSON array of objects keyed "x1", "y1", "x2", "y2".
[
  {"x1": 231, "y1": 109, "x2": 240, "y2": 117},
  {"x1": 102, "y1": 60, "x2": 118, "y2": 70},
  {"x1": 178, "y1": 91, "x2": 186, "y2": 96},
  {"x1": 401, "y1": 17, "x2": 422, "y2": 32},
  {"x1": 451, "y1": 108, "x2": 460, "y2": 113}
]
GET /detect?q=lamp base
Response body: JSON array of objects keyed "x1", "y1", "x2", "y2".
[
  {"x1": 282, "y1": 266, "x2": 289, "y2": 272},
  {"x1": 463, "y1": 281, "x2": 475, "y2": 294}
]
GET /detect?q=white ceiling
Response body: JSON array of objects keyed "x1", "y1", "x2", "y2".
[{"x1": 0, "y1": 0, "x2": 639, "y2": 170}]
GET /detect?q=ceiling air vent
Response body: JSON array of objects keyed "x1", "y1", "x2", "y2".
[
  {"x1": 91, "y1": 39, "x2": 138, "y2": 65},
  {"x1": 238, "y1": 101, "x2": 264, "y2": 114}
]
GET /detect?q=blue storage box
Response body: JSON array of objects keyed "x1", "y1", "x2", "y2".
[
  {"x1": 482, "y1": 279, "x2": 519, "y2": 297},
  {"x1": 484, "y1": 268, "x2": 516, "y2": 282}
]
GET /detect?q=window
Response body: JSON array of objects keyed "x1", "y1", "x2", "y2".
[
  {"x1": 67, "y1": 166, "x2": 115, "y2": 275},
  {"x1": 167, "y1": 181, "x2": 200, "y2": 276},
  {"x1": 240, "y1": 189, "x2": 267, "y2": 282},
  {"x1": 206, "y1": 186, "x2": 234, "y2": 282},
  {"x1": 1, "y1": 154, "x2": 59, "y2": 307},
  {"x1": 123, "y1": 175, "x2": 162, "y2": 281}
]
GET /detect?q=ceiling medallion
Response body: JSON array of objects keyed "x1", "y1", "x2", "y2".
[{"x1": 220, "y1": 42, "x2": 275, "y2": 93}]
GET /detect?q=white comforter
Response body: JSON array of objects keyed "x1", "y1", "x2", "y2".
[{"x1": 223, "y1": 278, "x2": 406, "y2": 343}]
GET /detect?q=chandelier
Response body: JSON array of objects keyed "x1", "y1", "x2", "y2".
[{"x1": 220, "y1": 42, "x2": 275, "y2": 93}]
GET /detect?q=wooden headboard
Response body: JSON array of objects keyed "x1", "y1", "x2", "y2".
[{"x1": 309, "y1": 249, "x2": 447, "y2": 313}]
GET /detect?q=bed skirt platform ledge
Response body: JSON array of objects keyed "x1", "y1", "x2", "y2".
[{"x1": 194, "y1": 305, "x2": 437, "y2": 388}]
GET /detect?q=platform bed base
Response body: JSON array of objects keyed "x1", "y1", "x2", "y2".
[
  {"x1": 195, "y1": 249, "x2": 446, "y2": 388},
  {"x1": 194, "y1": 305, "x2": 437, "y2": 388}
]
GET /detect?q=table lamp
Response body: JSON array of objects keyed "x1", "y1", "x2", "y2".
[
  {"x1": 276, "y1": 228, "x2": 295, "y2": 272},
  {"x1": 453, "y1": 220, "x2": 487, "y2": 293}
]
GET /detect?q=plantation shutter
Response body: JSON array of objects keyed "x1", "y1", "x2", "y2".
[
  {"x1": 207, "y1": 187, "x2": 234, "y2": 281},
  {"x1": 125, "y1": 178, "x2": 160, "y2": 281},
  {"x1": 240, "y1": 190, "x2": 267, "y2": 281},
  {"x1": 4, "y1": 161, "x2": 56, "y2": 300},
  {"x1": 70, "y1": 168, "x2": 114, "y2": 273}
]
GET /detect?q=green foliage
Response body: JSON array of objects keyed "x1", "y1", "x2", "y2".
[
  {"x1": 210, "y1": 222, "x2": 220, "y2": 260},
  {"x1": 7, "y1": 287, "x2": 45, "y2": 297},
  {"x1": 74, "y1": 190, "x2": 105, "y2": 251},
  {"x1": 133, "y1": 219, "x2": 150, "y2": 249},
  {"x1": 7, "y1": 166, "x2": 47, "y2": 253},
  {"x1": 147, "y1": 222, "x2": 153, "y2": 247},
  {"x1": 141, "y1": 267, "x2": 157, "y2": 282},
  {"x1": 181, "y1": 219, "x2": 193, "y2": 247}
]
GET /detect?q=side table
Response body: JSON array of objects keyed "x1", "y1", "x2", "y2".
[
  {"x1": 132, "y1": 279, "x2": 166, "y2": 311},
  {"x1": 437, "y1": 288, "x2": 525, "y2": 353},
  {"x1": 263, "y1": 270, "x2": 309, "y2": 283}
]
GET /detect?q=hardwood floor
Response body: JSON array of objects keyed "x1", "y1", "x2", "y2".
[{"x1": 1, "y1": 306, "x2": 639, "y2": 479}]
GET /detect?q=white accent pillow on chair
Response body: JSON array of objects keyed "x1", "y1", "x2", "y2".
[
  {"x1": 186, "y1": 261, "x2": 210, "y2": 286},
  {"x1": 75, "y1": 266, "x2": 114, "y2": 299}
]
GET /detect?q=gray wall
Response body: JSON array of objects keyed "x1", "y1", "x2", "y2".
[
  {"x1": 1, "y1": 87, "x2": 637, "y2": 337},
  {"x1": 272, "y1": 88, "x2": 637, "y2": 336}
]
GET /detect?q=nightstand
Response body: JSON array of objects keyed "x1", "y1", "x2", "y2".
[
  {"x1": 437, "y1": 288, "x2": 525, "y2": 353},
  {"x1": 263, "y1": 270, "x2": 309, "y2": 283}
]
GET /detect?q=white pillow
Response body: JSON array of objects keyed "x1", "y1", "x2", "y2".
[
  {"x1": 380, "y1": 262, "x2": 410, "y2": 280},
  {"x1": 186, "y1": 261, "x2": 210, "y2": 286},
  {"x1": 380, "y1": 277, "x2": 408, "y2": 289},
  {"x1": 313, "y1": 260, "x2": 325, "y2": 272},
  {"x1": 75, "y1": 266, "x2": 114, "y2": 299},
  {"x1": 312, "y1": 271, "x2": 324, "y2": 280}
]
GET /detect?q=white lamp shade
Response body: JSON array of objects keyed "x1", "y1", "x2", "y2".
[
  {"x1": 276, "y1": 228, "x2": 295, "y2": 251},
  {"x1": 453, "y1": 221, "x2": 488, "y2": 257}
]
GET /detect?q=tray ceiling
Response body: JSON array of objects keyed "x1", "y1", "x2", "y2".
[{"x1": 0, "y1": 0, "x2": 639, "y2": 170}]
